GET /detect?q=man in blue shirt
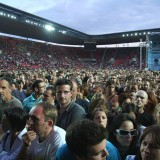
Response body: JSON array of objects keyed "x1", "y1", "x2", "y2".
[
  {"x1": 56, "y1": 120, "x2": 121, "y2": 160},
  {"x1": 23, "y1": 80, "x2": 45, "y2": 113}
]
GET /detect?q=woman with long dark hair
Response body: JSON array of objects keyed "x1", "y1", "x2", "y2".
[{"x1": 108, "y1": 113, "x2": 141, "y2": 160}]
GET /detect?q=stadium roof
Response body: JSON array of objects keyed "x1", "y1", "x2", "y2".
[{"x1": 1, "y1": 3, "x2": 160, "y2": 46}]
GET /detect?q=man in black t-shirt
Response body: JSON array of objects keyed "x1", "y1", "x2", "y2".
[{"x1": 135, "y1": 90, "x2": 155, "y2": 127}]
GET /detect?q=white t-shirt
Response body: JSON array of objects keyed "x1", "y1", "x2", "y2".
[{"x1": 27, "y1": 128, "x2": 66, "y2": 160}]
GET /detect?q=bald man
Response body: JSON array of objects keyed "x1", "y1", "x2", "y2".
[{"x1": 135, "y1": 90, "x2": 155, "y2": 127}]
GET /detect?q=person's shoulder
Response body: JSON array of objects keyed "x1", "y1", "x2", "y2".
[
  {"x1": 10, "y1": 97, "x2": 23, "y2": 108},
  {"x1": 106, "y1": 140, "x2": 121, "y2": 160},
  {"x1": 56, "y1": 144, "x2": 75, "y2": 160},
  {"x1": 54, "y1": 126, "x2": 66, "y2": 135},
  {"x1": 54, "y1": 126, "x2": 66, "y2": 144},
  {"x1": 106, "y1": 140, "x2": 118, "y2": 151},
  {"x1": 23, "y1": 94, "x2": 32, "y2": 102},
  {"x1": 50, "y1": 129, "x2": 66, "y2": 145},
  {"x1": 71, "y1": 102, "x2": 85, "y2": 111}
]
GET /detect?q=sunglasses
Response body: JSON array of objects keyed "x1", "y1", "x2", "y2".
[{"x1": 116, "y1": 129, "x2": 137, "y2": 136}]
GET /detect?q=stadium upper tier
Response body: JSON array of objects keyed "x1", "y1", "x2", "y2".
[{"x1": 0, "y1": 3, "x2": 160, "y2": 46}]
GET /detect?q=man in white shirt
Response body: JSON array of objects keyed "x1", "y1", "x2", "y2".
[{"x1": 18, "y1": 102, "x2": 65, "y2": 160}]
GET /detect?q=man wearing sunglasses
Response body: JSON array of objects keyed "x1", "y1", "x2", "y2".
[{"x1": 135, "y1": 90, "x2": 155, "y2": 127}]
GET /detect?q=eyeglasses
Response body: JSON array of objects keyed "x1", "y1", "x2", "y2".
[
  {"x1": 56, "y1": 91, "x2": 71, "y2": 95},
  {"x1": 116, "y1": 129, "x2": 137, "y2": 136}
]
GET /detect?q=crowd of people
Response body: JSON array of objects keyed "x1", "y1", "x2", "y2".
[
  {"x1": 0, "y1": 36, "x2": 160, "y2": 160},
  {"x1": 0, "y1": 36, "x2": 145, "y2": 71}
]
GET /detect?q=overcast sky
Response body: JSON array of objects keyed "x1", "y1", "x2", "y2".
[{"x1": 1, "y1": 0, "x2": 160, "y2": 35}]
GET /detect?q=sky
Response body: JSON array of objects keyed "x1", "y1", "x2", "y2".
[{"x1": 1, "y1": 0, "x2": 160, "y2": 35}]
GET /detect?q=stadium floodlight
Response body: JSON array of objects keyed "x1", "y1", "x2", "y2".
[
  {"x1": 143, "y1": 32, "x2": 146, "y2": 35},
  {"x1": 45, "y1": 25, "x2": 55, "y2": 31},
  {"x1": 135, "y1": 33, "x2": 138, "y2": 36},
  {"x1": 122, "y1": 34, "x2": 125, "y2": 37},
  {"x1": 62, "y1": 30, "x2": 66, "y2": 34},
  {"x1": 131, "y1": 34, "x2": 133, "y2": 36},
  {"x1": 126, "y1": 34, "x2": 129, "y2": 36}
]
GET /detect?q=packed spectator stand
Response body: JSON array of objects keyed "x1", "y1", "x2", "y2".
[{"x1": 0, "y1": 36, "x2": 145, "y2": 71}]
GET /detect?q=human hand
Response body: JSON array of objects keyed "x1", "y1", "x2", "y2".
[{"x1": 22, "y1": 131, "x2": 37, "y2": 147}]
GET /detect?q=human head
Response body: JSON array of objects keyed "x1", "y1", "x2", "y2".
[
  {"x1": 109, "y1": 74, "x2": 117, "y2": 83},
  {"x1": 11, "y1": 81, "x2": 17, "y2": 90},
  {"x1": 31, "y1": 80, "x2": 45, "y2": 95},
  {"x1": 56, "y1": 70, "x2": 65, "y2": 79},
  {"x1": 118, "y1": 93, "x2": 131, "y2": 108},
  {"x1": 89, "y1": 98, "x2": 108, "y2": 113},
  {"x1": 143, "y1": 81, "x2": 151, "y2": 92},
  {"x1": 135, "y1": 90, "x2": 148, "y2": 109},
  {"x1": 91, "y1": 107, "x2": 108, "y2": 128},
  {"x1": 43, "y1": 86, "x2": 55, "y2": 104},
  {"x1": 122, "y1": 103, "x2": 137, "y2": 120},
  {"x1": 92, "y1": 84, "x2": 103, "y2": 94},
  {"x1": 2, "y1": 107, "x2": 27, "y2": 132},
  {"x1": 66, "y1": 119, "x2": 109, "y2": 160},
  {"x1": 139, "y1": 125, "x2": 160, "y2": 160},
  {"x1": 50, "y1": 75, "x2": 57, "y2": 85},
  {"x1": 28, "y1": 102, "x2": 57, "y2": 139},
  {"x1": 0, "y1": 77, "x2": 12, "y2": 101},
  {"x1": 16, "y1": 80, "x2": 24, "y2": 90},
  {"x1": 129, "y1": 91, "x2": 136, "y2": 103},
  {"x1": 109, "y1": 113, "x2": 138, "y2": 147},
  {"x1": 130, "y1": 84, "x2": 139, "y2": 93},
  {"x1": 55, "y1": 79, "x2": 73, "y2": 107},
  {"x1": 136, "y1": 77, "x2": 142, "y2": 85},
  {"x1": 110, "y1": 95, "x2": 119, "y2": 112},
  {"x1": 105, "y1": 80, "x2": 116, "y2": 94},
  {"x1": 71, "y1": 80, "x2": 79, "y2": 100}
]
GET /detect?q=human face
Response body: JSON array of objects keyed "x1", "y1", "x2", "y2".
[
  {"x1": 106, "y1": 85, "x2": 115, "y2": 94},
  {"x1": 56, "y1": 85, "x2": 72, "y2": 107},
  {"x1": 143, "y1": 82, "x2": 150, "y2": 92},
  {"x1": 122, "y1": 98, "x2": 131, "y2": 108},
  {"x1": 135, "y1": 91, "x2": 148, "y2": 108},
  {"x1": 17, "y1": 83, "x2": 24, "y2": 90},
  {"x1": 72, "y1": 81, "x2": 78, "y2": 100},
  {"x1": 79, "y1": 139, "x2": 109, "y2": 160},
  {"x1": 0, "y1": 79, "x2": 11, "y2": 101},
  {"x1": 50, "y1": 76, "x2": 57, "y2": 85},
  {"x1": 136, "y1": 78, "x2": 142, "y2": 84},
  {"x1": 93, "y1": 111, "x2": 107, "y2": 128},
  {"x1": 116, "y1": 120, "x2": 135, "y2": 147},
  {"x1": 29, "y1": 107, "x2": 49, "y2": 139},
  {"x1": 110, "y1": 76, "x2": 117, "y2": 83},
  {"x1": 129, "y1": 92, "x2": 136, "y2": 102},
  {"x1": 43, "y1": 90, "x2": 54, "y2": 104},
  {"x1": 37, "y1": 82, "x2": 46, "y2": 95},
  {"x1": 140, "y1": 134, "x2": 160, "y2": 160}
]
